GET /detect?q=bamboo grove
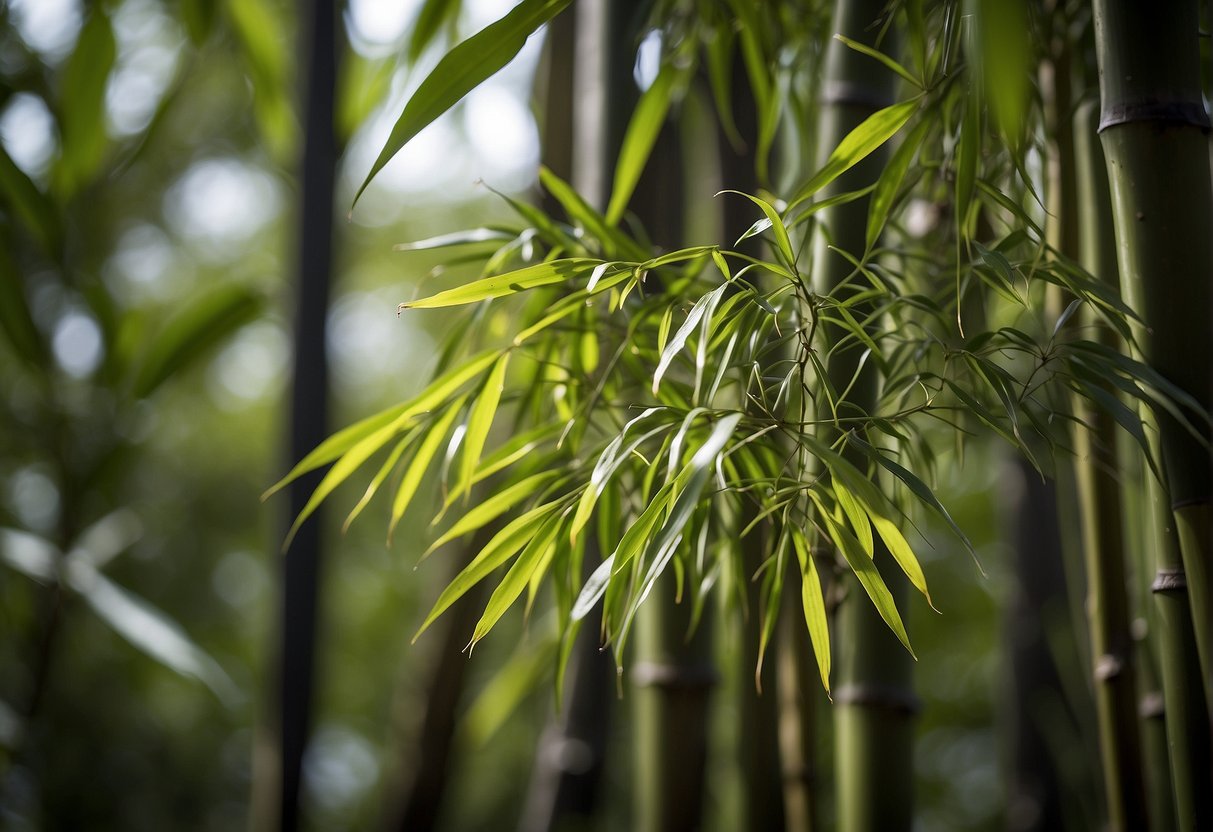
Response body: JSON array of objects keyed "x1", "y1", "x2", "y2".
[{"x1": 267, "y1": 0, "x2": 1213, "y2": 829}]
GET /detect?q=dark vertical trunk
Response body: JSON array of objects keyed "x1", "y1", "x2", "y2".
[{"x1": 267, "y1": 0, "x2": 338, "y2": 829}]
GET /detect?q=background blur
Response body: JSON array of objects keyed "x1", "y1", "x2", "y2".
[{"x1": 0, "y1": 1, "x2": 1055, "y2": 829}]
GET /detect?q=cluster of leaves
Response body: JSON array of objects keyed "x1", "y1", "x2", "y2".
[{"x1": 271, "y1": 0, "x2": 1207, "y2": 694}]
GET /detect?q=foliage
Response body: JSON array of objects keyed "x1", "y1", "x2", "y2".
[{"x1": 275, "y1": 0, "x2": 1203, "y2": 698}]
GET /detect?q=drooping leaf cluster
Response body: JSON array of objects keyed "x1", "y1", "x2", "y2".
[{"x1": 272, "y1": 0, "x2": 1209, "y2": 693}]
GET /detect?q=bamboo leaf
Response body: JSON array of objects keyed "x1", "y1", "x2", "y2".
[
  {"x1": 790, "y1": 526, "x2": 830, "y2": 693},
  {"x1": 414, "y1": 500, "x2": 561, "y2": 641},
  {"x1": 400, "y1": 258, "x2": 596, "y2": 309},
  {"x1": 469, "y1": 513, "x2": 563, "y2": 646},
  {"x1": 265, "y1": 350, "x2": 499, "y2": 499},
  {"x1": 342, "y1": 429, "x2": 419, "y2": 533},
  {"x1": 454, "y1": 352, "x2": 510, "y2": 498},
  {"x1": 866, "y1": 119, "x2": 929, "y2": 250},
  {"x1": 787, "y1": 98, "x2": 918, "y2": 213},
  {"x1": 719, "y1": 191, "x2": 796, "y2": 269},
  {"x1": 605, "y1": 63, "x2": 684, "y2": 225},
  {"x1": 393, "y1": 227, "x2": 512, "y2": 251},
  {"x1": 388, "y1": 395, "x2": 470, "y2": 543},
  {"x1": 428, "y1": 470, "x2": 559, "y2": 555},
  {"x1": 834, "y1": 34, "x2": 922, "y2": 89},
  {"x1": 653, "y1": 285, "x2": 728, "y2": 395},
  {"x1": 833, "y1": 478, "x2": 873, "y2": 556},
  {"x1": 354, "y1": 0, "x2": 570, "y2": 206},
  {"x1": 819, "y1": 508, "x2": 915, "y2": 658},
  {"x1": 132, "y1": 285, "x2": 265, "y2": 399}
]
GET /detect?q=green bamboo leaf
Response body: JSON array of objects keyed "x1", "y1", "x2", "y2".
[
  {"x1": 454, "y1": 352, "x2": 510, "y2": 498},
  {"x1": 653, "y1": 285, "x2": 728, "y2": 395},
  {"x1": 342, "y1": 429, "x2": 419, "y2": 533},
  {"x1": 848, "y1": 434, "x2": 976, "y2": 560},
  {"x1": 621, "y1": 413, "x2": 743, "y2": 636},
  {"x1": 388, "y1": 394, "x2": 470, "y2": 543},
  {"x1": 399, "y1": 258, "x2": 595, "y2": 309},
  {"x1": 428, "y1": 470, "x2": 558, "y2": 555},
  {"x1": 354, "y1": 0, "x2": 570, "y2": 207},
  {"x1": 719, "y1": 191, "x2": 796, "y2": 269},
  {"x1": 0, "y1": 145, "x2": 61, "y2": 255},
  {"x1": 440, "y1": 423, "x2": 560, "y2": 513},
  {"x1": 132, "y1": 285, "x2": 264, "y2": 399},
  {"x1": 58, "y1": 7, "x2": 116, "y2": 190},
  {"x1": 414, "y1": 500, "x2": 561, "y2": 641},
  {"x1": 469, "y1": 513, "x2": 564, "y2": 647},
  {"x1": 605, "y1": 63, "x2": 684, "y2": 225},
  {"x1": 407, "y1": 0, "x2": 461, "y2": 62},
  {"x1": 538, "y1": 166, "x2": 646, "y2": 260},
  {"x1": 787, "y1": 98, "x2": 918, "y2": 213},
  {"x1": 571, "y1": 479, "x2": 679, "y2": 620},
  {"x1": 570, "y1": 408, "x2": 665, "y2": 542},
  {"x1": 866, "y1": 119, "x2": 929, "y2": 250},
  {"x1": 833, "y1": 478, "x2": 873, "y2": 556},
  {"x1": 393, "y1": 227, "x2": 512, "y2": 252},
  {"x1": 834, "y1": 34, "x2": 922, "y2": 89},
  {"x1": 790, "y1": 526, "x2": 830, "y2": 694},
  {"x1": 265, "y1": 350, "x2": 500, "y2": 499},
  {"x1": 819, "y1": 508, "x2": 915, "y2": 658}
]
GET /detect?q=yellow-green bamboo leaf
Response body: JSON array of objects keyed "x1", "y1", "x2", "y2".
[
  {"x1": 791, "y1": 526, "x2": 831, "y2": 694},
  {"x1": 413, "y1": 500, "x2": 560, "y2": 641},
  {"x1": 399, "y1": 259, "x2": 596, "y2": 309},
  {"x1": 388, "y1": 394, "x2": 469, "y2": 543},
  {"x1": 454, "y1": 351, "x2": 510, "y2": 499}
]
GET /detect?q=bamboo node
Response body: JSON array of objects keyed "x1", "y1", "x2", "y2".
[
  {"x1": 1151, "y1": 568, "x2": 1187, "y2": 593},
  {"x1": 1098, "y1": 100, "x2": 1211, "y2": 133},
  {"x1": 832, "y1": 683, "x2": 921, "y2": 715},
  {"x1": 1138, "y1": 692, "x2": 1165, "y2": 720},
  {"x1": 821, "y1": 80, "x2": 895, "y2": 110},
  {"x1": 630, "y1": 661, "x2": 719, "y2": 690},
  {"x1": 1094, "y1": 653, "x2": 1124, "y2": 682}
]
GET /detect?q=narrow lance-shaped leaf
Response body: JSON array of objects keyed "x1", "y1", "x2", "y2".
[
  {"x1": 353, "y1": 0, "x2": 571, "y2": 207},
  {"x1": 264, "y1": 349, "x2": 499, "y2": 498},
  {"x1": 653, "y1": 285, "x2": 728, "y2": 395},
  {"x1": 342, "y1": 428, "x2": 419, "y2": 533},
  {"x1": 787, "y1": 98, "x2": 918, "y2": 213},
  {"x1": 388, "y1": 394, "x2": 470, "y2": 543},
  {"x1": 414, "y1": 500, "x2": 561, "y2": 641},
  {"x1": 469, "y1": 512, "x2": 564, "y2": 648},
  {"x1": 454, "y1": 351, "x2": 510, "y2": 499},
  {"x1": 605, "y1": 63, "x2": 684, "y2": 225},
  {"x1": 427, "y1": 470, "x2": 558, "y2": 556},
  {"x1": 790, "y1": 526, "x2": 831, "y2": 694},
  {"x1": 866, "y1": 119, "x2": 929, "y2": 251},
  {"x1": 618, "y1": 413, "x2": 744, "y2": 639},
  {"x1": 815, "y1": 501, "x2": 915, "y2": 658},
  {"x1": 399, "y1": 258, "x2": 596, "y2": 309}
]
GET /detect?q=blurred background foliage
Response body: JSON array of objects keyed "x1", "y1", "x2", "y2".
[{"x1": 0, "y1": 1, "x2": 1080, "y2": 830}]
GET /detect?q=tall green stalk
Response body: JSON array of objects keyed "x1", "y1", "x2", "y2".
[
  {"x1": 810, "y1": 1, "x2": 914, "y2": 828},
  {"x1": 1071, "y1": 95, "x2": 1148, "y2": 832},
  {"x1": 1093, "y1": 0, "x2": 1213, "y2": 712},
  {"x1": 1092, "y1": 2, "x2": 1213, "y2": 826}
]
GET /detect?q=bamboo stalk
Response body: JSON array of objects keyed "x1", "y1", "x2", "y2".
[
  {"x1": 1091, "y1": 2, "x2": 1213, "y2": 826},
  {"x1": 810, "y1": 1, "x2": 914, "y2": 829},
  {"x1": 1093, "y1": 0, "x2": 1213, "y2": 712},
  {"x1": 1070, "y1": 95, "x2": 1148, "y2": 832}
]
